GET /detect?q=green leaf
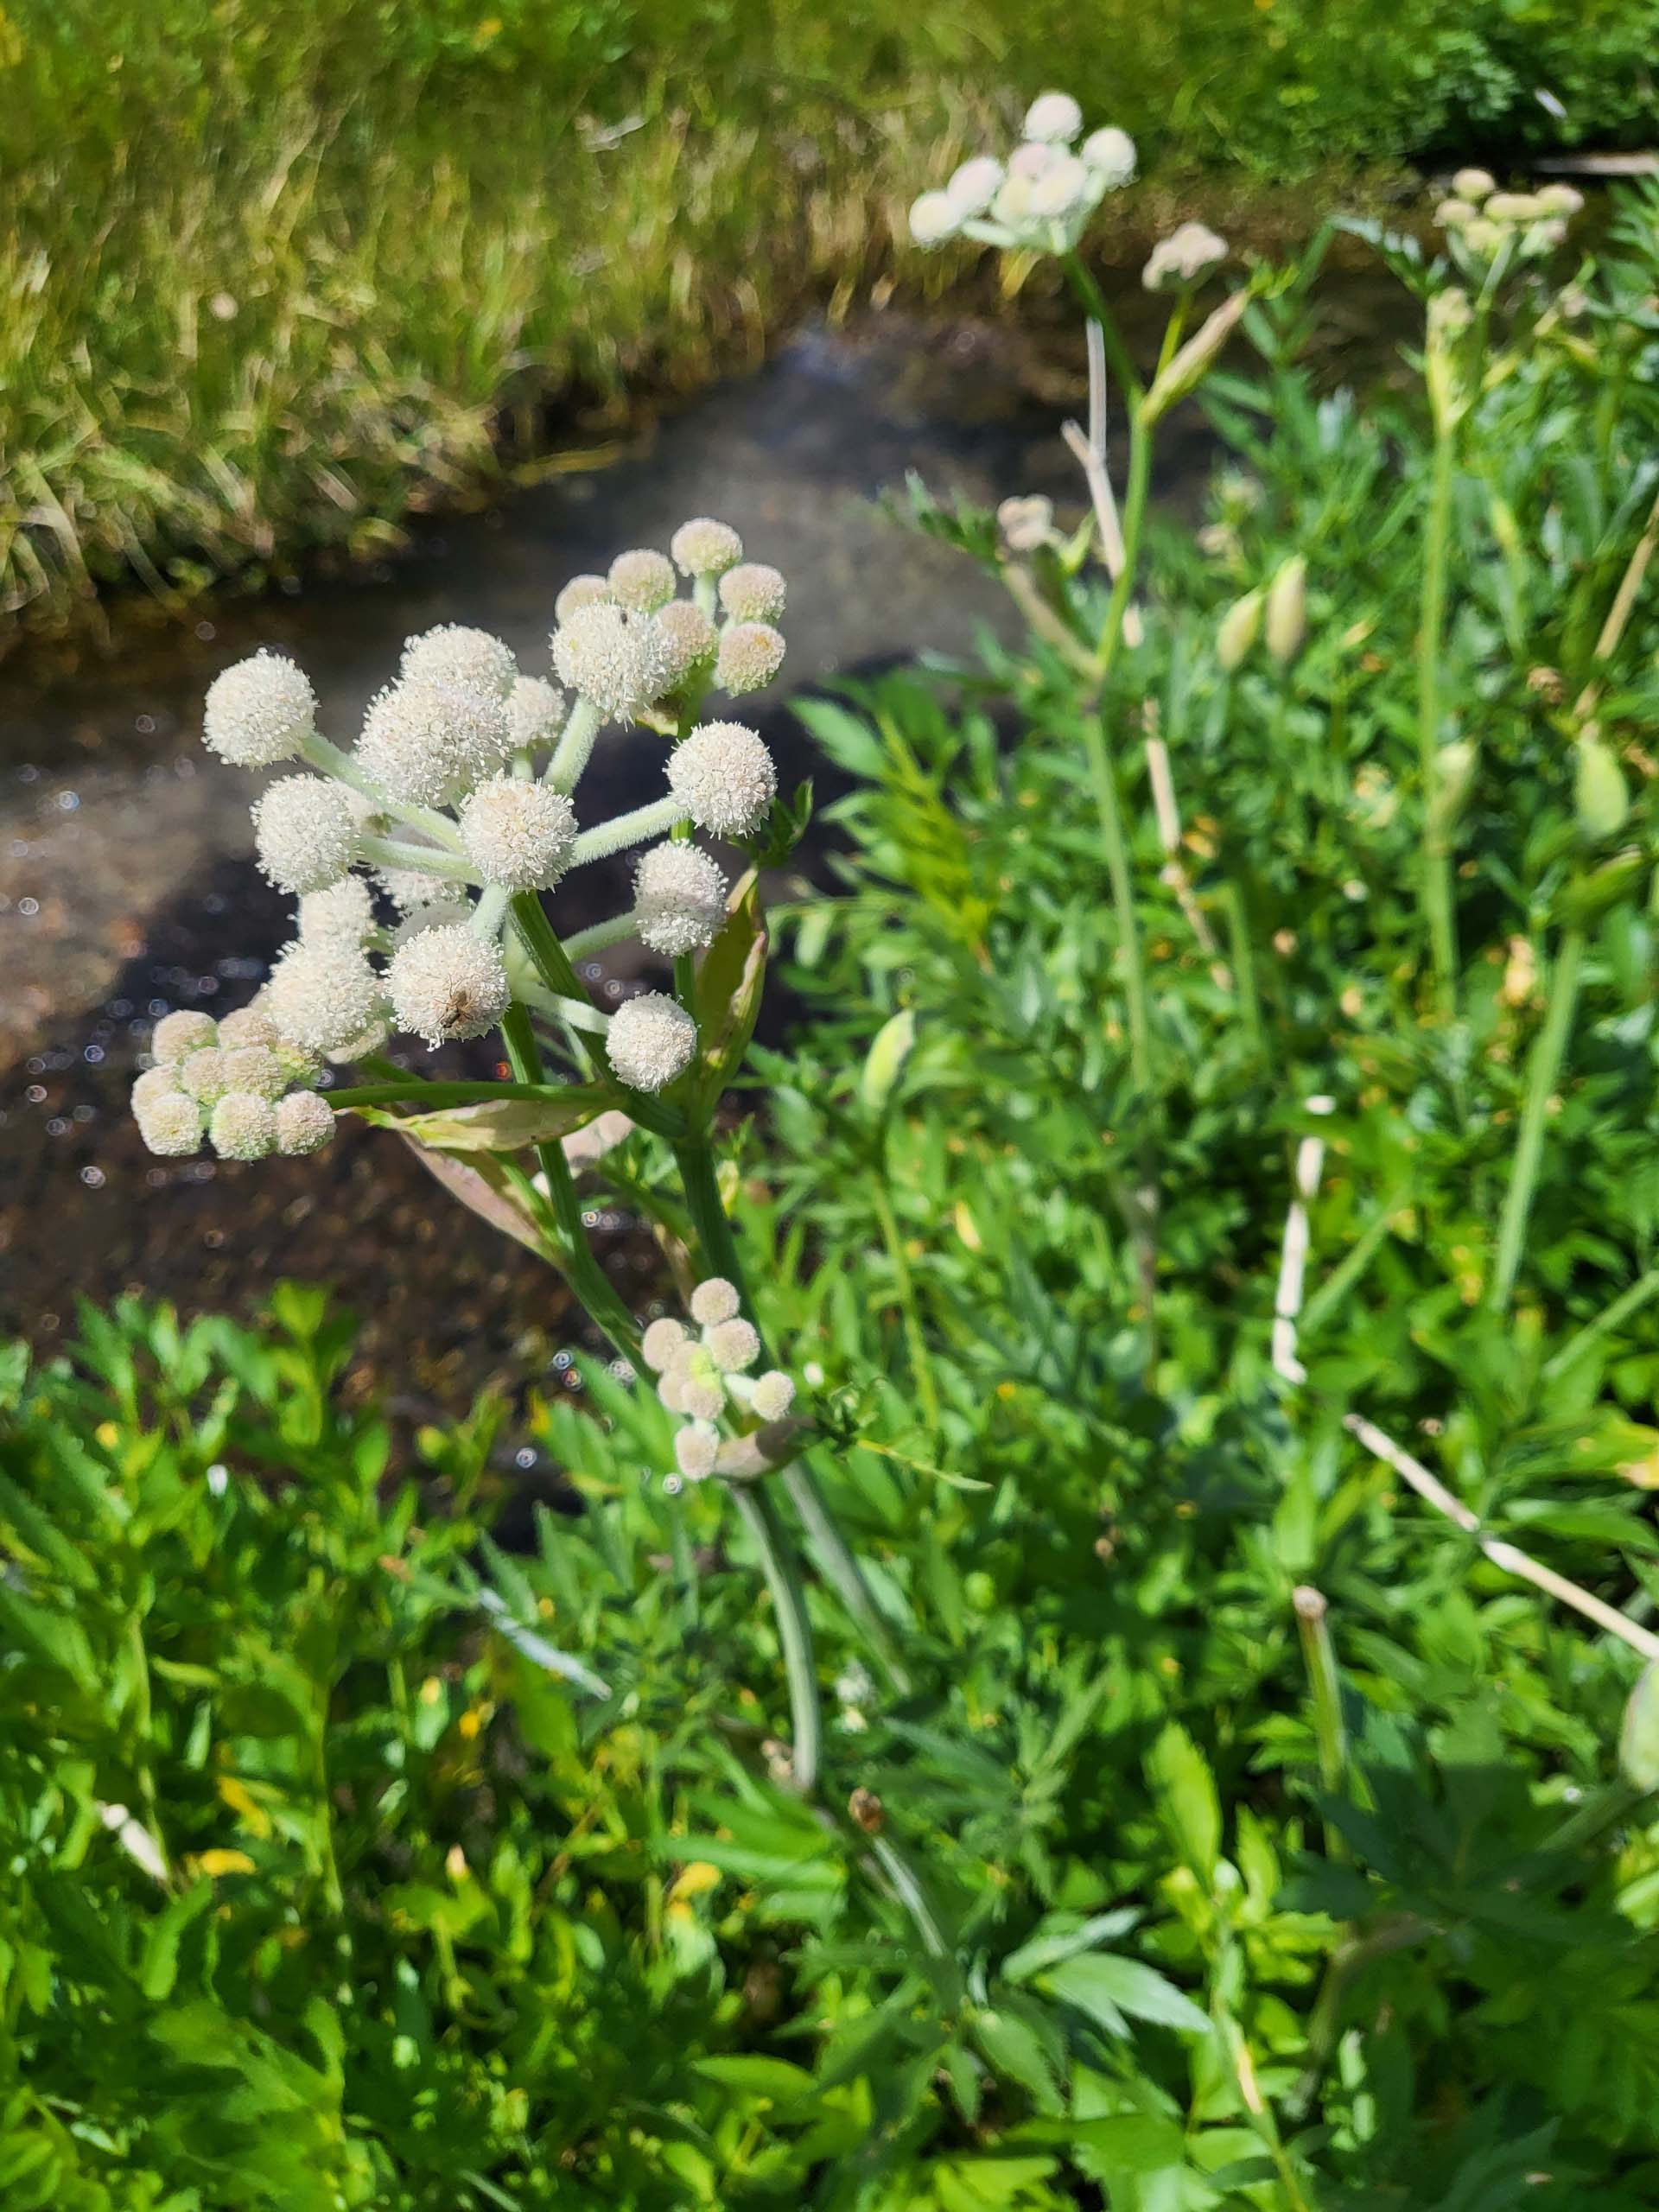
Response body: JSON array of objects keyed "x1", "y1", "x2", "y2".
[
  {"x1": 691, "y1": 870, "x2": 767, "y2": 1113},
  {"x1": 362, "y1": 1085, "x2": 610, "y2": 1154},
  {"x1": 859, "y1": 1007, "x2": 916, "y2": 1115},
  {"x1": 1039, "y1": 1954, "x2": 1211, "y2": 2039},
  {"x1": 1620, "y1": 1662, "x2": 1659, "y2": 1792},
  {"x1": 1146, "y1": 1721, "x2": 1222, "y2": 1883},
  {"x1": 692, "y1": 2055, "x2": 821, "y2": 2109},
  {"x1": 1001, "y1": 1907, "x2": 1141, "y2": 1984}
]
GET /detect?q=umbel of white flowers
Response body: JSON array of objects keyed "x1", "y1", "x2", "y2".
[
  {"x1": 134, "y1": 521, "x2": 786, "y2": 1161},
  {"x1": 907, "y1": 88, "x2": 1137, "y2": 258},
  {"x1": 1434, "y1": 169, "x2": 1581, "y2": 270},
  {"x1": 640, "y1": 1275, "x2": 797, "y2": 1483}
]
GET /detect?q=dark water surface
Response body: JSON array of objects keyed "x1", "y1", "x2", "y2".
[{"x1": 0, "y1": 292, "x2": 1404, "y2": 1395}]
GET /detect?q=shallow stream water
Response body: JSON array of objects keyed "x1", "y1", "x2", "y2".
[{"x1": 0, "y1": 285, "x2": 1407, "y2": 1401}]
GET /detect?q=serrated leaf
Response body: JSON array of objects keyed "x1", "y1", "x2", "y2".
[{"x1": 1039, "y1": 1954, "x2": 1211, "y2": 2039}]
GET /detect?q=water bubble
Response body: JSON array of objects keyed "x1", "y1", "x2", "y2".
[
  {"x1": 56, "y1": 791, "x2": 79, "y2": 811},
  {"x1": 195, "y1": 621, "x2": 217, "y2": 642},
  {"x1": 84, "y1": 1046, "x2": 105, "y2": 1065},
  {"x1": 72, "y1": 1104, "x2": 95, "y2": 1122},
  {"x1": 25, "y1": 1085, "x2": 46, "y2": 1103},
  {"x1": 46, "y1": 1117, "x2": 68, "y2": 1136},
  {"x1": 514, "y1": 1446, "x2": 537, "y2": 1469},
  {"x1": 16, "y1": 764, "x2": 39, "y2": 782},
  {"x1": 135, "y1": 715, "x2": 156, "y2": 734},
  {"x1": 79, "y1": 1166, "x2": 105, "y2": 1189},
  {"x1": 17, "y1": 897, "x2": 39, "y2": 917},
  {"x1": 551, "y1": 1351, "x2": 572, "y2": 1370},
  {"x1": 109, "y1": 999, "x2": 131, "y2": 1018}
]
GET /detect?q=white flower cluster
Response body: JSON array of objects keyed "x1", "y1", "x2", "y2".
[
  {"x1": 640, "y1": 1276, "x2": 797, "y2": 1481},
  {"x1": 1142, "y1": 220, "x2": 1229, "y2": 294},
  {"x1": 149, "y1": 526, "x2": 788, "y2": 1173},
  {"x1": 1435, "y1": 169, "x2": 1581, "y2": 268},
  {"x1": 131, "y1": 1004, "x2": 335, "y2": 1161},
  {"x1": 908, "y1": 91, "x2": 1136, "y2": 258}
]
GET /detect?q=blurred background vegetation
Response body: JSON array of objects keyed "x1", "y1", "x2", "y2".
[{"x1": 2, "y1": 0, "x2": 1656, "y2": 640}]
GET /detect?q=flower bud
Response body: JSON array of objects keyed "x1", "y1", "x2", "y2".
[
  {"x1": 177, "y1": 1046, "x2": 229, "y2": 1105},
  {"x1": 275, "y1": 1090, "x2": 336, "y2": 1155},
  {"x1": 1024, "y1": 90, "x2": 1083, "y2": 143},
  {"x1": 1265, "y1": 556, "x2": 1308, "y2": 664},
  {"x1": 460, "y1": 777, "x2": 578, "y2": 889},
  {"x1": 633, "y1": 841, "x2": 728, "y2": 957},
  {"x1": 1452, "y1": 167, "x2": 1496, "y2": 202},
  {"x1": 209, "y1": 1092, "x2": 277, "y2": 1160},
  {"x1": 137, "y1": 1092, "x2": 203, "y2": 1156},
  {"x1": 151, "y1": 1009, "x2": 218, "y2": 1064},
  {"x1": 718, "y1": 563, "x2": 787, "y2": 624},
  {"x1": 357, "y1": 679, "x2": 513, "y2": 805},
  {"x1": 296, "y1": 875, "x2": 376, "y2": 951},
  {"x1": 946, "y1": 156, "x2": 1004, "y2": 216},
  {"x1": 505, "y1": 675, "x2": 569, "y2": 750},
  {"x1": 1140, "y1": 288, "x2": 1249, "y2": 423},
  {"x1": 607, "y1": 548, "x2": 677, "y2": 613},
  {"x1": 690, "y1": 1278, "x2": 741, "y2": 1325},
  {"x1": 219, "y1": 1045, "x2": 288, "y2": 1100},
  {"x1": 707, "y1": 1318, "x2": 760, "y2": 1374},
  {"x1": 1216, "y1": 588, "x2": 1262, "y2": 671},
  {"x1": 1428, "y1": 739, "x2": 1478, "y2": 833},
  {"x1": 908, "y1": 191, "x2": 959, "y2": 247},
  {"x1": 715, "y1": 620, "x2": 785, "y2": 696},
  {"x1": 1143, "y1": 221, "x2": 1228, "y2": 293},
  {"x1": 554, "y1": 575, "x2": 611, "y2": 625},
  {"x1": 552, "y1": 602, "x2": 674, "y2": 721},
  {"x1": 1575, "y1": 733, "x2": 1630, "y2": 842},
  {"x1": 651, "y1": 600, "x2": 718, "y2": 689},
  {"x1": 674, "y1": 1422, "x2": 721, "y2": 1480},
  {"x1": 266, "y1": 939, "x2": 388, "y2": 1056},
  {"x1": 607, "y1": 992, "x2": 696, "y2": 1092},
  {"x1": 751, "y1": 1370, "x2": 796, "y2": 1421},
  {"x1": 642, "y1": 1316, "x2": 689, "y2": 1371},
  {"x1": 670, "y1": 518, "x2": 742, "y2": 578},
  {"x1": 1080, "y1": 126, "x2": 1135, "y2": 185}
]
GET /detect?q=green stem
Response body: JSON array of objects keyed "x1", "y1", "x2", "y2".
[
  {"x1": 729, "y1": 1484, "x2": 822, "y2": 1793},
  {"x1": 1293, "y1": 1586, "x2": 1348, "y2": 1860},
  {"x1": 1418, "y1": 424, "x2": 1460, "y2": 1020},
  {"x1": 328, "y1": 1079, "x2": 567, "y2": 1110},
  {"x1": 501, "y1": 1001, "x2": 641, "y2": 1358},
  {"x1": 1491, "y1": 926, "x2": 1585, "y2": 1313},
  {"x1": 1060, "y1": 251, "x2": 1141, "y2": 406},
  {"x1": 1095, "y1": 406, "x2": 1153, "y2": 678},
  {"x1": 1084, "y1": 711, "x2": 1152, "y2": 1092},
  {"x1": 1219, "y1": 880, "x2": 1262, "y2": 1050},
  {"x1": 1544, "y1": 1267, "x2": 1659, "y2": 1379},
  {"x1": 870, "y1": 1174, "x2": 941, "y2": 1429}
]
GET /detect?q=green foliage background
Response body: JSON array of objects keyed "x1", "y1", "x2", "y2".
[{"x1": 2, "y1": 0, "x2": 1656, "y2": 633}]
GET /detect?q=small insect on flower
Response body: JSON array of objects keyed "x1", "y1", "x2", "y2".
[
  {"x1": 387, "y1": 925, "x2": 511, "y2": 1046},
  {"x1": 717, "y1": 563, "x2": 787, "y2": 624},
  {"x1": 505, "y1": 675, "x2": 569, "y2": 750},
  {"x1": 150, "y1": 1008, "x2": 219, "y2": 1064},
  {"x1": 908, "y1": 190, "x2": 960, "y2": 247},
  {"x1": 460, "y1": 777, "x2": 578, "y2": 890},
  {"x1": 715, "y1": 621, "x2": 785, "y2": 696},
  {"x1": 670, "y1": 517, "x2": 743, "y2": 578},
  {"x1": 357, "y1": 679, "x2": 513, "y2": 806},
  {"x1": 946, "y1": 156, "x2": 1004, "y2": 216},
  {"x1": 203, "y1": 650, "x2": 317, "y2": 767},
  {"x1": 552, "y1": 602, "x2": 674, "y2": 721},
  {"x1": 607, "y1": 548, "x2": 677, "y2": 613},
  {"x1": 209, "y1": 1092, "x2": 277, "y2": 1160},
  {"x1": 607, "y1": 991, "x2": 696, "y2": 1092},
  {"x1": 1024, "y1": 89, "x2": 1083, "y2": 143},
  {"x1": 251, "y1": 775, "x2": 359, "y2": 893},
  {"x1": 137, "y1": 1091, "x2": 203, "y2": 1157},
  {"x1": 1143, "y1": 222, "x2": 1229, "y2": 292},
  {"x1": 652, "y1": 600, "x2": 718, "y2": 689},
  {"x1": 667, "y1": 722, "x2": 778, "y2": 837},
  {"x1": 690, "y1": 1277, "x2": 741, "y2": 1326},
  {"x1": 633, "y1": 842, "x2": 728, "y2": 957},
  {"x1": 400, "y1": 624, "x2": 518, "y2": 702},
  {"x1": 266, "y1": 939, "x2": 389, "y2": 1056},
  {"x1": 275, "y1": 1090, "x2": 336, "y2": 1155}
]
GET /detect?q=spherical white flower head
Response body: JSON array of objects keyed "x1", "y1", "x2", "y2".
[
  {"x1": 219, "y1": 1044, "x2": 288, "y2": 1100},
  {"x1": 607, "y1": 991, "x2": 696, "y2": 1092},
  {"x1": 358, "y1": 679, "x2": 513, "y2": 805},
  {"x1": 554, "y1": 573, "x2": 613, "y2": 625},
  {"x1": 607, "y1": 548, "x2": 677, "y2": 613},
  {"x1": 1452, "y1": 167, "x2": 1496, "y2": 203},
  {"x1": 1143, "y1": 222, "x2": 1229, "y2": 292},
  {"x1": 715, "y1": 621, "x2": 785, "y2": 697},
  {"x1": 751, "y1": 1370, "x2": 796, "y2": 1421},
  {"x1": 1080, "y1": 126, "x2": 1136, "y2": 186},
  {"x1": 670, "y1": 517, "x2": 743, "y2": 579},
  {"x1": 992, "y1": 174, "x2": 1036, "y2": 227},
  {"x1": 1008, "y1": 140, "x2": 1060, "y2": 181},
  {"x1": 177, "y1": 1046, "x2": 229, "y2": 1105},
  {"x1": 392, "y1": 898, "x2": 473, "y2": 950},
  {"x1": 663, "y1": 1354, "x2": 724, "y2": 1422},
  {"x1": 908, "y1": 190, "x2": 959, "y2": 247},
  {"x1": 707, "y1": 1317, "x2": 760, "y2": 1375},
  {"x1": 690, "y1": 1276, "x2": 741, "y2": 1326},
  {"x1": 674, "y1": 1422, "x2": 721, "y2": 1481},
  {"x1": 651, "y1": 600, "x2": 718, "y2": 690},
  {"x1": 667, "y1": 722, "x2": 778, "y2": 837},
  {"x1": 132, "y1": 1065, "x2": 181, "y2": 1114},
  {"x1": 947, "y1": 156, "x2": 1004, "y2": 216},
  {"x1": 506, "y1": 675, "x2": 569, "y2": 750},
  {"x1": 460, "y1": 777, "x2": 578, "y2": 890},
  {"x1": 1536, "y1": 182, "x2": 1583, "y2": 217},
  {"x1": 641, "y1": 1316, "x2": 689, "y2": 1372},
  {"x1": 216, "y1": 1002, "x2": 282, "y2": 1051},
  {"x1": 209, "y1": 1091, "x2": 276, "y2": 1160},
  {"x1": 251, "y1": 774, "x2": 358, "y2": 894},
  {"x1": 151, "y1": 1008, "x2": 218, "y2": 1064},
  {"x1": 388, "y1": 924, "x2": 510, "y2": 1047},
  {"x1": 1486, "y1": 190, "x2": 1541, "y2": 223},
  {"x1": 552, "y1": 602, "x2": 673, "y2": 721},
  {"x1": 275, "y1": 1090, "x2": 335, "y2": 1155},
  {"x1": 1027, "y1": 153, "x2": 1090, "y2": 220},
  {"x1": 137, "y1": 1092, "x2": 202, "y2": 1157},
  {"x1": 297, "y1": 875, "x2": 375, "y2": 951},
  {"x1": 266, "y1": 938, "x2": 388, "y2": 1056},
  {"x1": 633, "y1": 841, "x2": 728, "y2": 957},
  {"x1": 400, "y1": 623, "x2": 517, "y2": 702},
  {"x1": 1024, "y1": 90, "x2": 1083, "y2": 143},
  {"x1": 203, "y1": 650, "x2": 316, "y2": 767},
  {"x1": 717, "y1": 563, "x2": 787, "y2": 624}
]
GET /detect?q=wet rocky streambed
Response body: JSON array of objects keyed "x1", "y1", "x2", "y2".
[{"x1": 0, "y1": 290, "x2": 1405, "y2": 1407}]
